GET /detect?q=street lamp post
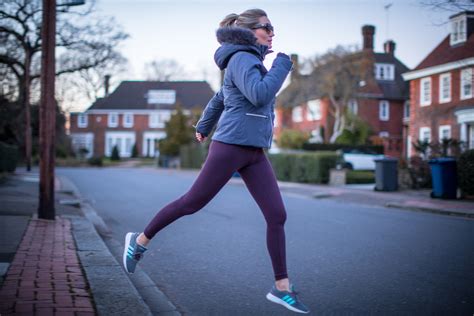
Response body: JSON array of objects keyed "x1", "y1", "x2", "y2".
[{"x1": 38, "y1": 0, "x2": 85, "y2": 220}]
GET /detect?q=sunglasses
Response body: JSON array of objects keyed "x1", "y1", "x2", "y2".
[{"x1": 252, "y1": 23, "x2": 274, "y2": 34}]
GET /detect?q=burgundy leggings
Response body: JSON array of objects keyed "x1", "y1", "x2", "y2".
[{"x1": 144, "y1": 140, "x2": 288, "y2": 280}]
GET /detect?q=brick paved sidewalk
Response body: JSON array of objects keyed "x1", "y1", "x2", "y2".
[{"x1": 0, "y1": 217, "x2": 96, "y2": 315}]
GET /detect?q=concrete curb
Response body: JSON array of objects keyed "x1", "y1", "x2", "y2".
[
  {"x1": 385, "y1": 202, "x2": 474, "y2": 219},
  {"x1": 58, "y1": 175, "x2": 181, "y2": 316}
]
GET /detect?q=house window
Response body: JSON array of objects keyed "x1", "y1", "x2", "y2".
[
  {"x1": 123, "y1": 113, "x2": 134, "y2": 128},
  {"x1": 419, "y1": 127, "x2": 431, "y2": 143},
  {"x1": 439, "y1": 73, "x2": 451, "y2": 103},
  {"x1": 403, "y1": 101, "x2": 410, "y2": 119},
  {"x1": 420, "y1": 77, "x2": 431, "y2": 106},
  {"x1": 77, "y1": 114, "x2": 88, "y2": 128},
  {"x1": 292, "y1": 106, "x2": 303, "y2": 123},
  {"x1": 348, "y1": 99, "x2": 358, "y2": 115},
  {"x1": 450, "y1": 16, "x2": 467, "y2": 46},
  {"x1": 439, "y1": 125, "x2": 451, "y2": 141},
  {"x1": 379, "y1": 100, "x2": 390, "y2": 121},
  {"x1": 105, "y1": 132, "x2": 136, "y2": 157},
  {"x1": 375, "y1": 63, "x2": 395, "y2": 81},
  {"x1": 108, "y1": 113, "x2": 118, "y2": 127},
  {"x1": 460, "y1": 68, "x2": 473, "y2": 100},
  {"x1": 147, "y1": 90, "x2": 176, "y2": 104},
  {"x1": 379, "y1": 131, "x2": 389, "y2": 138},
  {"x1": 306, "y1": 99, "x2": 321, "y2": 121}
]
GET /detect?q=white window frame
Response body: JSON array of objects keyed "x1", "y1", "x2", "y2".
[
  {"x1": 460, "y1": 68, "x2": 473, "y2": 100},
  {"x1": 419, "y1": 127, "x2": 431, "y2": 143},
  {"x1": 348, "y1": 99, "x2": 358, "y2": 115},
  {"x1": 439, "y1": 73, "x2": 451, "y2": 103},
  {"x1": 403, "y1": 101, "x2": 410, "y2": 119},
  {"x1": 147, "y1": 90, "x2": 176, "y2": 104},
  {"x1": 420, "y1": 77, "x2": 432, "y2": 106},
  {"x1": 71, "y1": 133, "x2": 94, "y2": 158},
  {"x1": 379, "y1": 131, "x2": 389, "y2": 138},
  {"x1": 108, "y1": 112, "x2": 119, "y2": 128},
  {"x1": 379, "y1": 100, "x2": 390, "y2": 121},
  {"x1": 375, "y1": 63, "x2": 395, "y2": 81},
  {"x1": 274, "y1": 111, "x2": 279, "y2": 127},
  {"x1": 306, "y1": 99, "x2": 322, "y2": 121},
  {"x1": 149, "y1": 113, "x2": 160, "y2": 128},
  {"x1": 123, "y1": 113, "x2": 134, "y2": 128},
  {"x1": 292, "y1": 106, "x2": 303, "y2": 123},
  {"x1": 439, "y1": 125, "x2": 451, "y2": 141},
  {"x1": 77, "y1": 114, "x2": 88, "y2": 128},
  {"x1": 450, "y1": 16, "x2": 467, "y2": 46},
  {"x1": 105, "y1": 131, "x2": 136, "y2": 157}
]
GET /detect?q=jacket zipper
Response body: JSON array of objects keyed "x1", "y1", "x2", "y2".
[{"x1": 245, "y1": 113, "x2": 268, "y2": 119}]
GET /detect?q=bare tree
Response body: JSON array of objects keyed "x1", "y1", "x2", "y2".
[
  {"x1": 420, "y1": 0, "x2": 474, "y2": 12},
  {"x1": 0, "y1": 0, "x2": 128, "y2": 170},
  {"x1": 307, "y1": 45, "x2": 371, "y2": 143},
  {"x1": 144, "y1": 58, "x2": 186, "y2": 81}
]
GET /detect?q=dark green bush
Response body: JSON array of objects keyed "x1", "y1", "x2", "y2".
[
  {"x1": 131, "y1": 143, "x2": 139, "y2": 158},
  {"x1": 110, "y1": 145, "x2": 120, "y2": 161},
  {"x1": 277, "y1": 129, "x2": 310, "y2": 149},
  {"x1": 346, "y1": 170, "x2": 375, "y2": 184},
  {"x1": 180, "y1": 143, "x2": 207, "y2": 169},
  {"x1": 268, "y1": 151, "x2": 338, "y2": 184},
  {"x1": 0, "y1": 142, "x2": 18, "y2": 172},
  {"x1": 458, "y1": 149, "x2": 474, "y2": 196},
  {"x1": 87, "y1": 156, "x2": 103, "y2": 167}
]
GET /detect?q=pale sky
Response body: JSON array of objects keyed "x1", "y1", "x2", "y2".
[{"x1": 75, "y1": 0, "x2": 456, "y2": 111}]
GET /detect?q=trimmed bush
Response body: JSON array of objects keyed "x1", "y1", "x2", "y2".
[
  {"x1": 0, "y1": 142, "x2": 18, "y2": 172},
  {"x1": 268, "y1": 151, "x2": 339, "y2": 184},
  {"x1": 346, "y1": 170, "x2": 375, "y2": 184},
  {"x1": 110, "y1": 145, "x2": 120, "y2": 161},
  {"x1": 180, "y1": 143, "x2": 207, "y2": 169},
  {"x1": 87, "y1": 156, "x2": 103, "y2": 167},
  {"x1": 458, "y1": 149, "x2": 474, "y2": 196},
  {"x1": 277, "y1": 129, "x2": 310, "y2": 149},
  {"x1": 131, "y1": 143, "x2": 139, "y2": 158}
]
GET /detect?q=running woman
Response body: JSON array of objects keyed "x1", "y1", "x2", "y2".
[{"x1": 123, "y1": 8, "x2": 310, "y2": 314}]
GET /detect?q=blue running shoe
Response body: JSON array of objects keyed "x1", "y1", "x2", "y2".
[
  {"x1": 123, "y1": 232, "x2": 147, "y2": 273},
  {"x1": 266, "y1": 283, "x2": 310, "y2": 313}
]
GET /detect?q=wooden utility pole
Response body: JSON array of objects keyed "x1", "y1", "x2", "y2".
[{"x1": 38, "y1": 0, "x2": 57, "y2": 219}]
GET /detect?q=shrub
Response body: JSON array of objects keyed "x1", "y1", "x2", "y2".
[
  {"x1": 277, "y1": 129, "x2": 310, "y2": 149},
  {"x1": 110, "y1": 145, "x2": 120, "y2": 161},
  {"x1": 87, "y1": 156, "x2": 103, "y2": 167},
  {"x1": 268, "y1": 151, "x2": 339, "y2": 184},
  {"x1": 303, "y1": 143, "x2": 384, "y2": 154},
  {"x1": 131, "y1": 143, "x2": 139, "y2": 158},
  {"x1": 180, "y1": 143, "x2": 207, "y2": 169},
  {"x1": 458, "y1": 149, "x2": 474, "y2": 196},
  {"x1": 346, "y1": 170, "x2": 375, "y2": 184}
]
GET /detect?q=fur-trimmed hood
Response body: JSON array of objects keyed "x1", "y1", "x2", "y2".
[{"x1": 214, "y1": 27, "x2": 270, "y2": 70}]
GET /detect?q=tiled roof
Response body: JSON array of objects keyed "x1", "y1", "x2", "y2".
[
  {"x1": 87, "y1": 81, "x2": 215, "y2": 111},
  {"x1": 414, "y1": 33, "x2": 474, "y2": 70}
]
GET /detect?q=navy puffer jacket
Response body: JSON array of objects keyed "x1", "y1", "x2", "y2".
[{"x1": 195, "y1": 26, "x2": 293, "y2": 148}]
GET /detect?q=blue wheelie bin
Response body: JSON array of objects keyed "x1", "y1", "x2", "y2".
[{"x1": 428, "y1": 158, "x2": 457, "y2": 199}]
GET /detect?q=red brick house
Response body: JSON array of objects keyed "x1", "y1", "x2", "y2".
[
  {"x1": 69, "y1": 81, "x2": 215, "y2": 158},
  {"x1": 402, "y1": 11, "x2": 474, "y2": 158},
  {"x1": 276, "y1": 25, "x2": 410, "y2": 157}
]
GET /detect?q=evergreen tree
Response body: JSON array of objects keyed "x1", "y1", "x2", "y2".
[
  {"x1": 159, "y1": 107, "x2": 193, "y2": 156},
  {"x1": 131, "y1": 143, "x2": 139, "y2": 158},
  {"x1": 111, "y1": 145, "x2": 121, "y2": 161}
]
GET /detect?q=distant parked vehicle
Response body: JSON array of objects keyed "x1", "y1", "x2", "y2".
[{"x1": 342, "y1": 148, "x2": 385, "y2": 170}]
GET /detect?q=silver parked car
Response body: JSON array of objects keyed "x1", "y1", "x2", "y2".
[{"x1": 342, "y1": 148, "x2": 385, "y2": 170}]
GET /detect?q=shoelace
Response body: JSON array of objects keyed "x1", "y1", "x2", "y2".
[{"x1": 133, "y1": 251, "x2": 144, "y2": 260}]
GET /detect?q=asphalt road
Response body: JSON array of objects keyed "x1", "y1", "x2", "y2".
[{"x1": 57, "y1": 167, "x2": 474, "y2": 315}]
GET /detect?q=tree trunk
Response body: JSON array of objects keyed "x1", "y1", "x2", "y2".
[{"x1": 329, "y1": 95, "x2": 346, "y2": 143}]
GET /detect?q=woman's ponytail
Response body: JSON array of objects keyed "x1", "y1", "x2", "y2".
[{"x1": 219, "y1": 13, "x2": 239, "y2": 27}]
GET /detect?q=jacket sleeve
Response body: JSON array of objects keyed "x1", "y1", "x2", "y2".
[
  {"x1": 194, "y1": 87, "x2": 224, "y2": 137},
  {"x1": 229, "y1": 52, "x2": 293, "y2": 107}
]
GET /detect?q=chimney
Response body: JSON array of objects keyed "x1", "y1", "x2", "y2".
[
  {"x1": 383, "y1": 40, "x2": 396, "y2": 55},
  {"x1": 362, "y1": 25, "x2": 375, "y2": 51},
  {"x1": 104, "y1": 75, "x2": 111, "y2": 97},
  {"x1": 290, "y1": 54, "x2": 299, "y2": 81}
]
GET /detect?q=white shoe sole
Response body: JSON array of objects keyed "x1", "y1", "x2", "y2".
[
  {"x1": 266, "y1": 292, "x2": 309, "y2": 314},
  {"x1": 123, "y1": 232, "x2": 133, "y2": 273}
]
